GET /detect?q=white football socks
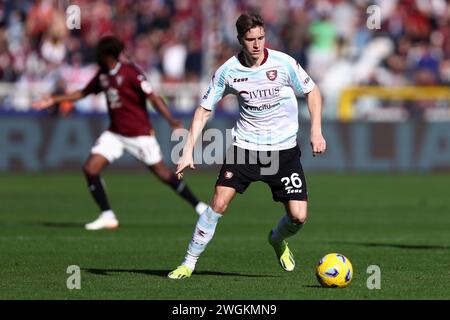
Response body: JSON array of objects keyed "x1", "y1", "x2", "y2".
[
  {"x1": 270, "y1": 214, "x2": 303, "y2": 245},
  {"x1": 182, "y1": 207, "x2": 222, "y2": 271}
]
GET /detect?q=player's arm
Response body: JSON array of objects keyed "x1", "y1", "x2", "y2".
[
  {"x1": 32, "y1": 90, "x2": 86, "y2": 110},
  {"x1": 147, "y1": 93, "x2": 182, "y2": 130},
  {"x1": 32, "y1": 71, "x2": 101, "y2": 110},
  {"x1": 176, "y1": 106, "x2": 212, "y2": 179},
  {"x1": 305, "y1": 86, "x2": 326, "y2": 156},
  {"x1": 133, "y1": 70, "x2": 182, "y2": 129},
  {"x1": 287, "y1": 56, "x2": 326, "y2": 156},
  {"x1": 175, "y1": 65, "x2": 226, "y2": 178}
]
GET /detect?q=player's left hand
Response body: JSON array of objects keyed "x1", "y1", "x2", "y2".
[
  {"x1": 176, "y1": 152, "x2": 195, "y2": 180},
  {"x1": 32, "y1": 95, "x2": 54, "y2": 110},
  {"x1": 311, "y1": 132, "x2": 326, "y2": 157}
]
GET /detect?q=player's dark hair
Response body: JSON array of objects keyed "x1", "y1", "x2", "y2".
[
  {"x1": 96, "y1": 35, "x2": 124, "y2": 61},
  {"x1": 236, "y1": 13, "x2": 265, "y2": 39}
]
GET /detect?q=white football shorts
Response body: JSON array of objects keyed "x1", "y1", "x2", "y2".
[{"x1": 91, "y1": 130, "x2": 163, "y2": 166}]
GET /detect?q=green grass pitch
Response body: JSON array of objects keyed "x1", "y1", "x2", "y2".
[{"x1": 0, "y1": 172, "x2": 449, "y2": 299}]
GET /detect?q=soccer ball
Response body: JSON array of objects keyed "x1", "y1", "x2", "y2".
[{"x1": 316, "y1": 253, "x2": 353, "y2": 288}]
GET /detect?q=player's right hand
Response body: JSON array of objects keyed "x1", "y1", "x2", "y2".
[
  {"x1": 32, "y1": 95, "x2": 54, "y2": 110},
  {"x1": 176, "y1": 153, "x2": 195, "y2": 180},
  {"x1": 170, "y1": 119, "x2": 184, "y2": 131},
  {"x1": 311, "y1": 131, "x2": 326, "y2": 157}
]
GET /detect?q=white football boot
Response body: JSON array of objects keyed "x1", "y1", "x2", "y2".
[{"x1": 85, "y1": 210, "x2": 119, "y2": 230}]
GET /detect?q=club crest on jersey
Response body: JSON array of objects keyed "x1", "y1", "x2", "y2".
[
  {"x1": 266, "y1": 70, "x2": 277, "y2": 81},
  {"x1": 224, "y1": 171, "x2": 233, "y2": 179},
  {"x1": 116, "y1": 75, "x2": 123, "y2": 86}
]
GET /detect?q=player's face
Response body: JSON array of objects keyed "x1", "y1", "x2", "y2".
[
  {"x1": 96, "y1": 54, "x2": 109, "y2": 71},
  {"x1": 240, "y1": 26, "x2": 265, "y2": 61}
]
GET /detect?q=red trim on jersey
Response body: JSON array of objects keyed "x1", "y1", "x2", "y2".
[
  {"x1": 238, "y1": 48, "x2": 268, "y2": 67},
  {"x1": 260, "y1": 48, "x2": 269, "y2": 65}
]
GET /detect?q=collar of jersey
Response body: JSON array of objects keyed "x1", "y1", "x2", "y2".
[
  {"x1": 237, "y1": 48, "x2": 269, "y2": 69},
  {"x1": 109, "y1": 62, "x2": 122, "y2": 76}
]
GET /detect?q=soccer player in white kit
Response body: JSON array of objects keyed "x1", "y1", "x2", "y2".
[{"x1": 168, "y1": 13, "x2": 326, "y2": 279}]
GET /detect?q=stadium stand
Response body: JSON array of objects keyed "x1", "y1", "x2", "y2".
[{"x1": 0, "y1": 0, "x2": 449, "y2": 119}]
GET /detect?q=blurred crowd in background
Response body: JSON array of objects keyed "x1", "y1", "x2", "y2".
[{"x1": 0, "y1": 0, "x2": 449, "y2": 119}]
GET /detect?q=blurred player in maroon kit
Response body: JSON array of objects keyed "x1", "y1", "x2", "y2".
[{"x1": 33, "y1": 35, "x2": 207, "y2": 230}]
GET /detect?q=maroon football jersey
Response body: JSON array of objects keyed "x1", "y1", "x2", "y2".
[{"x1": 82, "y1": 62, "x2": 154, "y2": 137}]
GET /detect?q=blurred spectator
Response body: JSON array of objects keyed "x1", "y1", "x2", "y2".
[
  {"x1": 0, "y1": 0, "x2": 449, "y2": 119},
  {"x1": 25, "y1": 0, "x2": 55, "y2": 50},
  {"x1": 307, "y1": 13, "x2": 338, "y2": 81},
  {"x1": 40, "y1": 11, "x2": 68, "y2": 67},
  {"x1": 0, "y1": 23, "x2": 16, "y2": 81},
  {"x1": 160, "y1": 27, "x2": 187, "y2": 82},
  {"x1": 408, "y1": 41, "x2": 442, "y2": 82}
]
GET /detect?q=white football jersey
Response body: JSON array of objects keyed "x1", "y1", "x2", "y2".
[{"x1": 201, "y1": 48, "x2": 315, "y2": 151}]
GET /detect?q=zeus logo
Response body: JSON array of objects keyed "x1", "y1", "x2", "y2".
[{"x1": 238, "y1": 87, "x2": 281, "y2": 102}]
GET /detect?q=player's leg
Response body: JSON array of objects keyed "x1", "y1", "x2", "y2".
[
  {"x1": 147, "y1": 161, "x2": 207, "y2": 215},
  {"x1": 271, "y1": 200, "x2": 307, "y2": 244},
  {"x1": 169, "y1": 146, "x2": 253, "y2": 279},
  {"x1": 82, "y1": 154, "x2": 119, "y2": 230},
  {"x1": 168, "y1": 185, "x2": 236, "y2": 279},
  {"x1": 266, "y1": 145, "x2": 308, "y2": 271},
  {"x1": 268, "y1": 200, "x2": 307, "y2": 270},
  {"x1": 124, "y1": 134, "x2": 207, "y2": 215},
  {"x1": 83, "y1": 131, "x2": 124, "y2": 230},
  {"x1": 83, "y1": 153, "x2": 110, "y2": 212}
]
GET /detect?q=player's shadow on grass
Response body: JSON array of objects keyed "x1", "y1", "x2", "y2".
[
  {"x1": 333, "y1": 241, "x2": 450, "y2": 250},
  {"x1": 41, "y1": 222, "x2": 85, "y2": 228},
  {"x1": 83, "y1": 268, "x2": 276, "y2": 278}
]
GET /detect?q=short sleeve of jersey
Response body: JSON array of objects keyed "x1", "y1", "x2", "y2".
[
  {"x1": 285, "y1": 56, "x2": 315, "y2": 95},
  {"x1": 200, "y1": 66, "x2": 228, "y2": 111},
  {"x1": 82, "y1": 71, "x2": 102, "y2": 95},
  {"x1": 136, "y1": 73, "x2": 153, "y2": 95},
  {"x1": 129, "y1": 66, "x2": 153, "y2": 95}
]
